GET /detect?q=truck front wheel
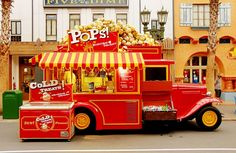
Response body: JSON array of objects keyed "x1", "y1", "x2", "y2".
[
  {"x1": 196, "y1": 106, "x2": 222, "y2": 131},
  {"x1": 74, "y1": 110, "x2": 95, "y2": 133}
]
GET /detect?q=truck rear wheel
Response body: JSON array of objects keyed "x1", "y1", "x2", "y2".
[
  {"x1": 196, "y1": 106, "x2": 222, "y2": 131},
  {"x1": 74, "y1": 109, "x2": 95, "y2": 133}
]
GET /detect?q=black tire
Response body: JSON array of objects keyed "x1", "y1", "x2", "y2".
[
  {"x1": 74, "y1": 109, "x2": 95, "y2": 134},
  {"x1": 196, "y1": 106, "x2": 222, "y2": 131}
]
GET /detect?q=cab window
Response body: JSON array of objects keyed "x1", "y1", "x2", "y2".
[{"x1": 145, "y1": 67, "x2": 167, "y2": 81}]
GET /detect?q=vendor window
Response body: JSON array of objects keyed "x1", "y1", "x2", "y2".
[
  {"x1": 81, "y1": 67, "x2": 115, "y2": 93},
  {"x1": 145, "y1": 67, "x2": 167, "y2": 81},
  {"x1": 58, "y1": 68, "x2": 115, "y2": 93}
]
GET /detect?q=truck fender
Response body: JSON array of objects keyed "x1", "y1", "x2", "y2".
[
  {"x1": 181, "y1": 97, "x2": 222, "y2": 121},
  {"x1": 73, "y1": 102, "x2": 103, "y2": 130}
]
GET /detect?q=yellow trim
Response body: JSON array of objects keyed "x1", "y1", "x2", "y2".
[
  {"x1": 89, "y1": 99, "x2": 140, "y2": 126},
  {"x1": 61, "y1": 53, "x2": 69, "y2": 68},
  {"x1": 45, "y1": 53, "x2": 54, "y2": 68},
  {"x1": 110, "y1": 53, "x2": 114, "y2": 68},
  {"x1": 132, "y1": 53, "x2": 138, "y2": 67},
  {"x1": 70, "y1": 53, "x2": 76, "y2": 68},
  {"x1": 125, "y1": 53, "x2": 130, "y2": 68},
  {"x1": 78, "y1": 52, "x2": 84, "y2": 67},
  {"x1": 114, "y1": 69, "x2": 117, "y2": 93},
  {"x1": 54, "y1": 53, "x2": 61, "y2": 67},
  {"x1": 143, "y1": 65, "x2": 169, "y2": 81},
  {"x1": 102, "y1": 52, "x2": 106, "y2": 68},
  {"x1": 86, "y1": 52, "x2": 91, "y2": 67},
  {"x1": 137, "y1": 69, "x2": 140, "y2": 93},
  {"x1": 117, "y1": 53, "x2": 122, "y2": 67},
  {"x1": 139, "y1": 53, "x2": 145, "y2": 68},
  {"x1": 94, "y1": 52, "x2": 99, "y2": 67}
]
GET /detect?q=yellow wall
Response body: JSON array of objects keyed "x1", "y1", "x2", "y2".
[{"x1": 174, "y1": 0, "x2": 236, "y2": 80}]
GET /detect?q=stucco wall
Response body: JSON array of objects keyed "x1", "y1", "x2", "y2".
[{"x1": 174, "y1": 0, "x2": 236, "y2": 79}]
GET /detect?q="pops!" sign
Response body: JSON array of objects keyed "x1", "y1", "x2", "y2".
[{"x1": 68, "y1": 27, "x2": 109, "y2": 44}]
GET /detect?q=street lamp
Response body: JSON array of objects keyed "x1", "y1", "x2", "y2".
[
  {"x1": 140, "y1": 6, "x2": 168, "y2": 40},
  {"x1": 140, "y1": 7, "x2": 151, "y2": 33}
]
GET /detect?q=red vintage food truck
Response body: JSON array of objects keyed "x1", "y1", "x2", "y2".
[{"x1": 19, "y1": 22, "x2": 222, "y2": 141}]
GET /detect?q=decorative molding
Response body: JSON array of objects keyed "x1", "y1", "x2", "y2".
[
  {"x1": 10, "y1": 41, "x2": 58, "y2": 55},
  {"x1": 222, "y1": 77, "x2": 236, "y2": 81}
]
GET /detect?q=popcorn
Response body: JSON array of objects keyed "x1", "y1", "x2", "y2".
[{"x1": 60, "y1": 19, "x2": 159, "y2": 47}]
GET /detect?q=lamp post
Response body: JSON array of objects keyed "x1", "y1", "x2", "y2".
[
  {"x1": 140, "y1": 7, "x2": 151, "y2": 33},
  {"x1": 140, "y1": 6, "x2": 168, "y2": 40}
]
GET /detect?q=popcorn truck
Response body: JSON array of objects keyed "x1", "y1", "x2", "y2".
[{"x1": 19, "y1": 20, "x2": 222, "y2": 141}]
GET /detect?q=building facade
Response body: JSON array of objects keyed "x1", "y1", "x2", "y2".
[
  {"x1": 174, "y1": 0, "x2": 236, "y2": 101},
  {"x1": 0, "y1": 0, "x2": 174, "y2": 100}
]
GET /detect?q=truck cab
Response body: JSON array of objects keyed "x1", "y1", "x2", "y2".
[{"x1": 141, "y1": 49, "x2": 222, "y2": 131}]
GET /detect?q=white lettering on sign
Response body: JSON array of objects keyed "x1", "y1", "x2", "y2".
[
  {"x1": 68, "y1": 27, "x2": 109, "y2": 44},
  {"x1": 30, "y1": 80, "x2": 59, "y2": 89},
  {"x1": 36, "y1": 115, "x2": 53, "y2": 123}
]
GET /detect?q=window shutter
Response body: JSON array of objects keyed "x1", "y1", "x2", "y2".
[
  {"x1": 180, "y1": 3, "x2": 192, "y2": 26},
  {"x1": 218, "y1": 3, "x2": 231, "y2": 26}
]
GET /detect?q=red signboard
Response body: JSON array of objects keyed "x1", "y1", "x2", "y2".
[
  {"x1": 29, "y1": 80, "x2": 73, "y2": 102},
  {"x1": 67, "y1": 28, "x2": 118, "y2": 52},
  {"x1": 117, "y1": 68, "x2": 138, "y2": 92}
]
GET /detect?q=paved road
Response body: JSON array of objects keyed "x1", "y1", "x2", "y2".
[{"x1": 0, "y1": 120, "x2": 236, "y2": 153}]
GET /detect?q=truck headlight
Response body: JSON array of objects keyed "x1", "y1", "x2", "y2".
[{"x1": 206, "y1": 91, "x2": 212, "y2": 97}]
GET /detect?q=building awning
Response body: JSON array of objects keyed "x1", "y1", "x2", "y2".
[
  {"x1": 38, "y1": 52, "x2": 145, "y2": 69},
  {"x1": 29, "y1": 53, "x2": 43, "y2": 65}
]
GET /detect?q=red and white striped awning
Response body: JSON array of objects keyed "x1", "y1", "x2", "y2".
[
  {"x1": 29, "y1": 53, "x2": 43, "y2": 65},
  {"x1": 38, "y1": 52, "x2": 145, "y2": 69}
]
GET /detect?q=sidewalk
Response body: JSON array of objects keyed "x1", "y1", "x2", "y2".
[{"x1": 214, "y1": 101, "x2": 236, "y2": 121}]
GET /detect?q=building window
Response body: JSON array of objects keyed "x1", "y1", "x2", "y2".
[
  {"x1": 184, "y1": 56, "x2": 217, "y2": 84},
  {"x1": 180, "y1": 3, "x2": 192, "y2": 26},
  {"x1": 192, "y1": 4, "x2": 210, "y2": 27},
  {"x1": 180, "y1": 3, "x2": 231, "y2": 27},
  {"x1": 151, "y1": 20, "x2": 159, "y2": 29},
  {"x1": 199, "y1": 38, "x2": 208, "y2": 44},
  {"x1": 116, "y1": 13, "x2": 127, "y2": 24},
  {"x1": 46, "y1": 14, "x2": 57, "y2": 41},
  {"x1": 93, "y1": 13, "x2": 104, "y2": 22},
  {"x1": 11, "y1": 21, "x2": 21, "y2": 41},
  {"x1": 69, "y1": 14, "x2": 80, "y2": 30},
  {"x1": 192, "y1": 56, "x2": 199, "y2": 66},
  {"x1": 201, "y1": 56, "x2": 207, "y2": 66},
  {"x1": 179, "y1": 38, "x2": 190, "y2": 44},
  {"x1": 219, "y1": 38, "x2": 230, "y2": 44},
  {"x1": 218, "y1": 3, "x2": 231, "y2": 26}
]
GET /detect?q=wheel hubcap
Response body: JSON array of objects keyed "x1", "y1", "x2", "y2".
[
  {"x1": 202, "y1": 110, "x2": 218, "y2": 127},
  {"x1": 74, "y1": 113, "x2": 90, "y2": 130}
]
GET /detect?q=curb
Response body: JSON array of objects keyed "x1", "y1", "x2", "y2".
[{"x1": 223, "y1": 118, "x2": 236, "y2": 121}]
